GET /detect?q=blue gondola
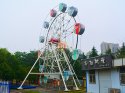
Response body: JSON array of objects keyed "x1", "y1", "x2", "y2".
[
  {"x1": 68, "y1": 6, "x2": 78, "y2": 17},
  {"x1": 43, "y1": 21, "x2": 49, "y2": 29},
  {"x1": 39, "y1": 36, "x2": 45, "y2": 43}
]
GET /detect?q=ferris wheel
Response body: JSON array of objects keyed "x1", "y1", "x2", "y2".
[
  {"x1": 39, "y1": 3, "x2": 85, "y2": 60},
  {"x1": 18, "y1": 3, "x2": 85, "y2": 91}
]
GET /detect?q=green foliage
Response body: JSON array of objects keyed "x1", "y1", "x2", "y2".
[
  {"x1": 0, "y1": 47, "x2": 85, "y2": 81},
  {"x1": 73, "y1": 52, "x2": 86, "y2": 79},
  {"x1": 0, "y1": 48, "x2": 17, "y2": 80},
  {"x1": 78, "y1": 52, "x2": 86, "y2": 60},
  {"x1": 117, "y1": 43, "x2": 125, "y2": 58},
  {"x1": 14, "y1": 51, "x2": 38, "y2": 82},
  {"x1": 0, "y1": 48, "x2": 38, "y2": 83},
  {"x1": 73, "y1": 60, "x2": 83, "y2": 79},
  {"x1": 105, "y1": 48, "x2": 112, "y2": 55},
  {"x1": 89, "y1": 46, "x2": 98, "y2": 58}
]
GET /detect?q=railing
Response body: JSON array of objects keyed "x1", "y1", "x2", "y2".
[
  {"x1": 0, "y1": 81, "x2": 10, "y2": 93},
  {"x1": 113, "y1": 58, "x2": 125, "y2": 67}
]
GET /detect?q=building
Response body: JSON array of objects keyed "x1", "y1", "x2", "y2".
[
  {"x1": 101, "y1": 42, "x2": 119, "y2": 54},
  {"x1": 82, "y1": 55, "x2": 125, "y2": 93}
]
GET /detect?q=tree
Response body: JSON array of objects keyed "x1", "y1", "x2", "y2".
[
  {"x1": 82, "y1": 52, "x2": 87, "y2": 59},
  {"x1": 14, "y1": 50, "x2": 38, "y2": 84},
  {"x1": 117, "y1": 43, "x2": 125, "y2": 58},
  {"x1": 105, "y1": 48, "x2": 112, "y2": 55},
  {"x1": 0, "y1": 48, "x2": 19, "y2": 81},
  {"x1": 72, "y1": 51, "x2": 86, "y2": 79},
  {"x1": 73, "y1": 60, "x2": 83, "y2": 79},
  {"x1": 89, "y1": 46, "x2": 98, "y2": 58}
]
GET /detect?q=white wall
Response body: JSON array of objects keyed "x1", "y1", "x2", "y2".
[
  {"x1": 86, "y1": 71, "x2": 99, "y2": 93},
  {"x1": 86, "y1": 69, "x2": 125, "y2": 93},
  {"x1": 111, "y1": 68, "x2": 125, "y2": 93}
]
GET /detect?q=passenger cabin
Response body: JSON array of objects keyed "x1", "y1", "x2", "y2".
[{"x1": 49, "y1": 38, "x2": 60, "y2": 44}]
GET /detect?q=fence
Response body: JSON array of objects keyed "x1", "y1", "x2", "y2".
[{"x1": 0, "y1": 81, "x2": 10, "y2": 93}]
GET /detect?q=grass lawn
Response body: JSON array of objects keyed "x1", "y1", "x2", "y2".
[
  {"x1": 11, "y1": 89, "x2": 85, "y2": 93},
  {"x1": 11, "y1": 90, "x2": 40, "y2": 93},
  {"x1": 20, "y1": 90, "x2": 40, "y2": 93}
]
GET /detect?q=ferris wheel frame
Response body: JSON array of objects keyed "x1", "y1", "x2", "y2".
[{"x1": 44, "y1": 12, "x2": 79, "y2": 49}]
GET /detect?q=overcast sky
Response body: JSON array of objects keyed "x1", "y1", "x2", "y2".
[{"x1": 0, "y1": 0, "x2": 125, "y2": 53}]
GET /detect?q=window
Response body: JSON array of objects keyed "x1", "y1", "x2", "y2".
[
  {"x1": 120, "y1": 67, "x2": 125, "y2": 85},
  {"x1": 89, "y1": 70, "x2": 96, "y2": 84}
]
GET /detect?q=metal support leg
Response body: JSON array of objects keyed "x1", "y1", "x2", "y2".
[
  {"x1": 53, "y1": 49, "x2": 69, "y2": 91},
  {"x1": 17, "y1": 53, "x2": 42, "y2": 89},
  {"x1": 62, "y1": 49, "x2": 80, "y2": 90}
]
